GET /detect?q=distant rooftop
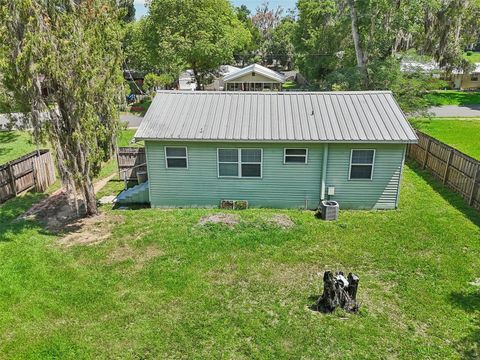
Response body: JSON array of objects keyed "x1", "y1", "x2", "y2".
[{"x1": 223, "y1": 64, "x2": 286, "y2": 83}]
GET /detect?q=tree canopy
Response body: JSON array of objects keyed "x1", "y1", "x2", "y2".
[
  {"x1": 128, "y1": 0, "x2": 251, "y2": 89},
  {"x1": 293, "y1": 0, "x2": 480, "y2": 112},
  {"x1": 0, "y1": 0, "x2": 125, "y2": 216}
]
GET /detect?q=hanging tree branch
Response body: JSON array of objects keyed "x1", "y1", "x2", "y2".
[{"x1": 0, "y1": 0, "x2": 125, "y2": 216}]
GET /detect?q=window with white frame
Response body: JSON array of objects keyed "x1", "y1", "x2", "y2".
[
  {"x1": 349, "y1": 149, "x2": 375, "y2": 180},
  {"x1": 218, "y1": 148, "x2": 262, "y2": 178},
  {"x1": 165, "y1": 147, "x2": 188, "y2": 168},
  {"x1": 284, "y1": 148, "x2": 308, "y2": 164}
]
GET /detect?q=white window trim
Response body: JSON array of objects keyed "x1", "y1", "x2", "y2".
[
  {"x1": 217, "y1": 148, "x2": 263, "y2": 179},
  {"x1": 283, "y1": 148, "x2": 308, "y2": 164},
  {"x1": 348, "y1": 149, "x2": 375, "y2": 181},
  {"x1": 164, "y1": 146, "x2": 188, "y2": 169}
]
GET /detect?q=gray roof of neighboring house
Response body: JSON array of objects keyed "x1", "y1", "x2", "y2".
[
  {"x1": 223, "y1": 64, "x2": 286, "y2": 83},
  {"x1": 135, "y1": 91, "x2": 417, "y2": 143}
]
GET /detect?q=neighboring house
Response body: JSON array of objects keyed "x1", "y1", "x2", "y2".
[
  {"x1": 178, "y1": 70, "x2": 197, "y2": 91},
  {"x1": 223, "y1": 64, "x2": 286, "y2": 91},
  {"x1": 204, "y1": 65, "x2": 240, "y2": 91},
  {"x1": 128, "y1": 91, "x2": 417, "y2": 210},
  {"x1": 400, "y1": 59, "x2": 480, "y2": 90},
  {"x1": 178, "y1": 66, "x2": 241, "y2": 91},
  {"x1": 452, "y1": 63, "x2": 480, "y2": 90}
]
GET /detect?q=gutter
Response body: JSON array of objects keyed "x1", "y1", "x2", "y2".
[{"x1": 320, "y1": 144, "x2": 329, "y2": 201}]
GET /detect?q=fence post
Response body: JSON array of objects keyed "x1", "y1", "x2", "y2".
[
  {"x1": 443, "y1": 149, "x2": 454, "y2": 185},
  {"x1": 422, "y1": 138, "x2": 431, "y2": 170},
  {"x1": 7, "y1": 162, "x2": 17, "y2": 196},
  {"x1": 469, "y1": 164, "x2": 479, "y2": 206}
]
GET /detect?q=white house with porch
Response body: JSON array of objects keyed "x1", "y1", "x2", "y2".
[{"x1": 223, "y1": 64, "x2": 286, "y2": 91}]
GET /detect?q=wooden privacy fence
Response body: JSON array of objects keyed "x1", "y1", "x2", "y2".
[
  {"x1": 117, "y1": 147, "x2": 146, "y2": 181},
  {"x1": 0, "y1": 150, "x2": 56, "y2": 204},
  {"x1": 407, "y1": 131, "x2": 480, "y2": 211}
]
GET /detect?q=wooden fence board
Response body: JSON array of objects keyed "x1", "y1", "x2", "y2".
[
  {"x1": 0, "y1": 150, "x2": 56, "y2": 204},
  {"x1": 117, "y1": 147, "x2": 146, "y2": 181},
  {"x1": 407, "y1": 131, "x2": 480, "y2": 211}
]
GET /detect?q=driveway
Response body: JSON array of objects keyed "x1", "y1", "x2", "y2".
[{"x1": 429, "y1": 105, "x2": 480, "y2": 117}]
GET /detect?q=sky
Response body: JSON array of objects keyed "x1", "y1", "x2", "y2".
[{"x1": 133, "y1": 0, "x2": 296, "y2": 19}]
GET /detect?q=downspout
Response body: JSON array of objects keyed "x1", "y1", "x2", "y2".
[
  {"x1": 321, "y1": 144, "x2": 329, "y2": 201},
  {"x1": 394, "y1": 144, "x2": 407, "y2": 209}
]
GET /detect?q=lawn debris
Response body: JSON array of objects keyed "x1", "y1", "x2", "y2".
[
  {"x1": 269, "y1": 214, "x2": 295, "y2": 228},
  {"x1": 99, "y1": 195, "x2": 116, "y2": 205},
  {"x1": 56, "y1": 213, "x2": 124, "y2": 247},
  {"x1": 313, "y1": 271, "x2": 360, "y2": 313},
  {"x1": 198, "y1": 213, "x2": 239, "y2": 227},
  {"x1": 469, "y1": 278, "x2": 480, "y2": 287}
]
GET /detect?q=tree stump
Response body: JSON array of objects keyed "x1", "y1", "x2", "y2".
[{"x1": 315, "y1": 271, "x2": 360, "y2": 313}]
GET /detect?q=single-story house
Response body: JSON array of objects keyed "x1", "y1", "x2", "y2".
[
  {"x1": 452, "y1": 63, "x2": 480, "y2": 90},
  {"x1": 223, "y1": 64, "x2": 286, "y2": 91},
  {"x1": 128, "y1": 91, "x2": 417, "y2": 210}
]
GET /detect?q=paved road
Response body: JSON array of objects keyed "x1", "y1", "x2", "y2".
[
  {"x1": 120, "y1": 113, "x2": 143, "y2": 128},
  {"x1": 1, "y1": 112, "x2": 143, "y2": 130},
  {"x1": 429, "y1": 105, "x2": 480, "y2": 117}
]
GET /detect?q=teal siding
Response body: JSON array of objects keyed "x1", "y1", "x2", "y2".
[
  {"x1": 326, "y1": 144, "x2": 406, "y2": 209},
  {"x1": 146, "y1": 141, "x2": 323, "y2": 209},
  {"x1": 145, "y1": 141, "x2": 406, "y2": 210}
]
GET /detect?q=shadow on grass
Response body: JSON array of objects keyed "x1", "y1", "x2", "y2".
[
  {"x1": 0, "y1": 190, "x2": 49, "y2": 242},
  {"x1": 450, "y1": 290, "x2": 480, "y2": 359},
  {"x1": 407, "y1": 161, "x2": 480, "y2": 228},
  {"x1": 0, "y1": 131, "x2": 22, "y2": 161}
]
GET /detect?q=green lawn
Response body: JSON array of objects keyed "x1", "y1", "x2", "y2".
[
  {"x1": 0, "y1": 131, "x2": 40, "y2": 164},
  {"x1": 0, "y1": 164, "x2": 479, "y2": 359},
  {"x1": 0, "y1": 129, "x2": 139, "y2": 178},
  {"x1": 410, "y1": 118, "x2": 480, "y2": 159},
  {"x1": 464, "y1": 51, "x2": 480, "y2": 63},
  {"x1": 425, "y1": 90, "x2": 480, "y2": 106}
]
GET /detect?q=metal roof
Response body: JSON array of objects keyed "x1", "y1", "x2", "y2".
[
  {"x1": 223, "y1": 64, "x2": 286, "y2": 83},
  {"x1": 134, "y1": 91, "x2": 417, "y2": 143}
]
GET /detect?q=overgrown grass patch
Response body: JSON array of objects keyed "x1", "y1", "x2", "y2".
[
  {"x1": 410, "y1": 118, "x2": 480, "y2": 159},
  {"x1": 0, "y1": 166, "x2": 479, "y2": 358}
]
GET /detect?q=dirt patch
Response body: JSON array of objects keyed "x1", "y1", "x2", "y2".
[
  {"x1": 198, "y1": 213, "x2": 239, "y2": 228},
  {"x1": 18, "y1": 174, "x2": 117, "y2": 233},
  {"x1": 56, "y1": 213, "x2": 124, "y2": 247},
  {"x1": 107, "y1": 244, "x2": 164, "y2": 269},
  {"x1": 268, "y1": 214, "x2": 295, "y2": 229}
]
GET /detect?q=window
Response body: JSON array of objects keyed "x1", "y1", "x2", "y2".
[
  {"x1": 471, "y1": 74, "x2": 479, "y2": 81},
  {"x1": 165, "y1": 147, "x2": 188, "y2": 168},
  {"x1": 349, "y1": 149, "x2": 375, "y2": 180},
  {"x1": 218, "y1": 148, "x2": 262, "y2": 178},
  {"x1": 284, "y1": 148, "x2": 308, "y2": 164}
]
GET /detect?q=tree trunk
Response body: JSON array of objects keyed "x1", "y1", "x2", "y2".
[
  {"x1": 83, "y1": 177, "x2": 98, "y2": 217},
  {"x1": 192, "y1": 67, "x2": 202, "y2": 91},
  {"x1": 345, "y1": 0, "x2": 369, "y2": 87}
]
